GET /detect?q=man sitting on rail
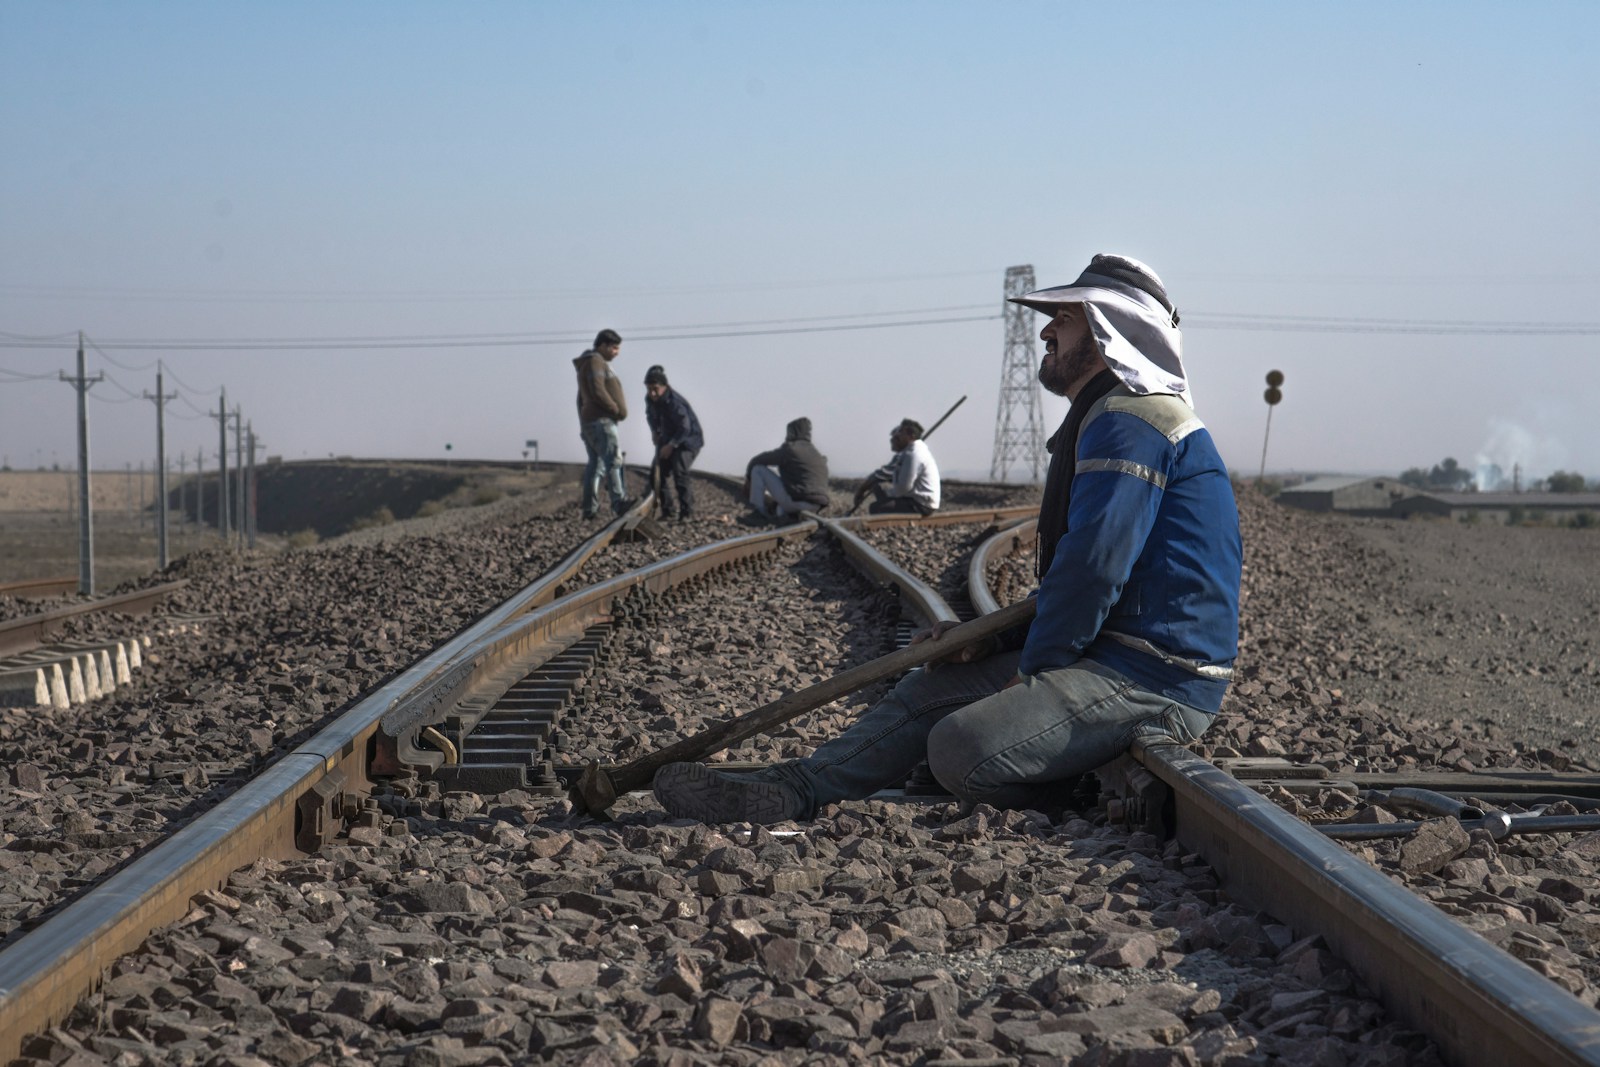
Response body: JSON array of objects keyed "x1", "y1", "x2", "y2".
[
  {"x1": 744, "y1": 417, "x2": 832, "y2": 521},
  {"x1": 654, "y1": 254, "x2": 1242, "y2": 824},
  {"x1": 852, "y1": 418, "x2": 940, "y2": 516}
]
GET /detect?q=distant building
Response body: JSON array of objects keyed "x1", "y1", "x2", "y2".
[
  {"x1": 1275, "y1": 476, "x2": 1600, "y2": 524},
  {"x1": 1392, "y1": 491, "x2": 1600, "y2": 524},
  {"x1": 1275, "y1": 476, "x2": 1425, "y2": 516}
]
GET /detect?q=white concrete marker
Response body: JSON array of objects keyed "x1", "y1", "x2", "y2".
[
  {"x1": 67, "y1": 658, "x2": 86, "y2": 704},
  {"x1": 80, "y1": 654, "x2": 100, "y2": 701},
  {"x1": 96, "y1": 649, "x2": 115, "y2": 695},
  {"x1": 49, "y1": 663, "x2": 68, "y2": 710}
]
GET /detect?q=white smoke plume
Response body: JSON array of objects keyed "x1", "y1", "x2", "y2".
[{"x1": 1474, "y1": 418, "x2": 1571, "y2": 490}]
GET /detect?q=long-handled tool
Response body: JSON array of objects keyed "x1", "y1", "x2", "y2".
[
  {"x1": 572, "y1": 596, "x2": 1036, "y2": 816},
  {"x1": 846, "y1": 394, "x2": 968, "y2": 516}
]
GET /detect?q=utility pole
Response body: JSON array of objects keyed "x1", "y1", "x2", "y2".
[
  {"x1": 233, "y1": 406, "x2": 244, "y2": 545},
  {"x1": 59, "y1": 333, "x2": 102, "y2": 595},
  {"x1": 196, "y1": 448, "x2": 206, "y2": 528},
  {"x1": 246, "y1": 423, "x2": 260, "y2": 548},
  {"x1": 144, "y1": 369, "x2": 177, "y2": 569},
  {"x1": 178, "y1": 452, "x2": 187, "y2": 529},
  {"x1": 990, "y1": 265, "x2": 1046, "y2": 483},
  {"x1": 212, "y1": 388, "x2": 230, "y2": 539}
]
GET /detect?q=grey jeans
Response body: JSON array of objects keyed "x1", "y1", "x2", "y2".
[
  {"x1": 776, "y1": 651, "x2": 1213, "y2": 815},
  {"x1": 580, "y1": 418, "x2": 627, "y2": 515}
]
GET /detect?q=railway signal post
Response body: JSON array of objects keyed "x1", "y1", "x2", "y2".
[{"x1": 1258, "y1": 369, "x2": 1284, "y2": 487}]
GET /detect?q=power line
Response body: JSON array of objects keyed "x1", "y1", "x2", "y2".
[
  {"x1": 1186, "y1": 314, "x2": 1600, "y2": 336},
  {"x1": 0, "y1": 329, "x2": 79, "y2": 342},
  {"x1": 95, "y1": 369, "x2": 144, "y2": 401},
  {"x1": 55, "y1": 302, "x2": 1000, "y2": 346},
  {"x1": 0, "y1": 268, "x2": 1001, "y2": 304},
  {"x1": 0, "y1": 312, "x2": 1003, "y2": 351},
  {"x1": 3, "y1": 307, "x2": 1596, "y2": 360},
  {"x1": 83, "y1": 333, "x2": 159, "y2": 373},
  {"x1": 158, "y1": 359, "x2": 223, "y2": 398},
  {"x1": 0, "y1": 366, "x2": 59, "y2": 381}
]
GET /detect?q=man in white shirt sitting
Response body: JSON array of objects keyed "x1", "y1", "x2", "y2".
[{"x1": 853, "y1": 418, "x2": 941, "y2": 515}]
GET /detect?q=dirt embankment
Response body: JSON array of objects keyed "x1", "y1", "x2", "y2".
[{"x1": 0, "y1": 461, "x2": 576, "y2": 586}]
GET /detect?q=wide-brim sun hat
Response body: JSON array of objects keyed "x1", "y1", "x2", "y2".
[{"x1": 1009, "y1": 253, "x2": 1191, "y2": 403}]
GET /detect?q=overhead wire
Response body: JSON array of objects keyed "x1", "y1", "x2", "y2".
[
  {"x1": 0, "y1": 366, "x2": 60, "y2": 382},
  {"x1": 54, "y1": 302, "x2": 1001, "y2": 346},
  {"x1": 0, "y1": 268, "x2": 1001, "y2": 304},
  {"x1": 0, "y1": 305, "x2": 1594, "y2": 358},
  {"x1": 0, "y1": 312, "x2": 1003, "y2": 350},
  {"x1": 83, "y1": 334, "x2": 158, "y2": 373}
]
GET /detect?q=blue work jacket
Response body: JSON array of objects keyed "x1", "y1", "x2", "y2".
[{"x1": 1021, "y1": 387, "x2": 1242, "y2": 713}]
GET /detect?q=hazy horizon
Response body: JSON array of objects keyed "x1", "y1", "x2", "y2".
[{"x1": 4, "y1": 4, "x2": 1596, "y2": 490}]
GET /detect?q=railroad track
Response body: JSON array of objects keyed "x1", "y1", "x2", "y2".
[
  {"x1": 1, "y1": 484, "x2": 1597, "y2": 1065},
  {"x1": 0, "y1": 580, "x2": 193, "y2": 710},
  {"x1": 0, "y1": 578, "x2": 80, "y2": 601}
]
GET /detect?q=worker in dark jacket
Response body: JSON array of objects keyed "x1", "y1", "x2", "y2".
[
  {"x1": 643, "y1": 365, "x2": 704, "y2": 520},
  {"x1": 744, "y1": 417, "x2": 831, "y2": 519},
  {"x1": 654, "y1": 254, "x2": 1242, "y2": 823}
]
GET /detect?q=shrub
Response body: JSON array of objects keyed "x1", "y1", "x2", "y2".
[
  {"x1": 287, "y1": 529, "x2": 320, "y2": 549},
  {"x1": 1570, "y1": 511, "x2": 1597, "y2": 529},
  {"x1": 1459, "y1": 511, "x2": 1480, "y2": 525},
  {"x1": 348, "y1": 506, "x2": 395, "y2": 532},
  {"x1": 417, "y1": 499, "x2": 446, "y2": 518},
  {"x1": 472, "y1": 487, "x2": 503, "y2": 506},
  {"x1": 1507, "y1": 506, "x2": 1525, "y2": 526}
]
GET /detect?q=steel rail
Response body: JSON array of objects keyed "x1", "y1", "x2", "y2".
[
  {"x1": 1139, "y1": 740, "x2": 1600, "y2": 1067},
  {"x1": 964, "y1": 514, "x2": 1600, "y2": 1063},
  {"x1": 0, "y1": 580, "x2": 190, "y2": 658},
  {"x1": 0, "y1": 499, "x2": 669, "y2": 1060},
  {"x1": 835, "y1": 503, "x2": 1037, "y2": 530},
  {"x1": 0, "y1": 576, "x2": 79, "y2": 599},
  {"x1": 968, "y1": 516, "x2": 1036, "y2": 617},
  {"x1": 809, "y1": 513, "x2": 956, "y2": 630},
  {"x1": 378, "y1": 522, "x2": 816, "y2": 771}
]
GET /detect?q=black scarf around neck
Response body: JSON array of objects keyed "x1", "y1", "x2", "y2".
[{"x1": 1036, "y1": 369, "x2": 1122, "y2": 580}]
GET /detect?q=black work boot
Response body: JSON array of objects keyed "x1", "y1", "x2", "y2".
[{"x1": 652, "y1": 763, "x2": 808, "y2": 824}]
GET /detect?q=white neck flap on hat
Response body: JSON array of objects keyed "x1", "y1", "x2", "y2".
[
  {"x1": 1013, "y1": 254, "x2": 1193, "y2": 406},
  {"x1": 1082, "y1": 288, "x2": 1191, "y2": 406}
]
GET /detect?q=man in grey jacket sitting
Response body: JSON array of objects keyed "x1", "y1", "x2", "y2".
[{"x1": 745, "y1": 417, "x2": 831, "y2": 519}]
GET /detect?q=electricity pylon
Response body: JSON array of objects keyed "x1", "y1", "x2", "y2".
[{"x1": 989, "y1": 265, "x2": 1045, "y2": 483}]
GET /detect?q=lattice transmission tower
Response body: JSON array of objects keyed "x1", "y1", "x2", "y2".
[{"x1": 989, "y1": 265, "x2": 1046, "y2": 482}]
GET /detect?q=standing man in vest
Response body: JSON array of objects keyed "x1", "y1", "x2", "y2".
[
  {"x1": 574, "y1": 329, "x2": 630, "y2": 519},
  {"x1": 654, "y1": 254, "x2": 1242, "y2": 824}
]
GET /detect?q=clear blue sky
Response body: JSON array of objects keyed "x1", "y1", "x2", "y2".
[{"x1": 3, "y1": 2, "x2": 1596, "y2": 485}]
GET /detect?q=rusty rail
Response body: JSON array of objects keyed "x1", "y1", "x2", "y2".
[
  {"x1": 0, "y1": 576, "x2": 79, "y2": 599},
  {"x1": 0, "y1": 580, "x2": 190, "y2": 658},
  {"x1": 964, "y1": 513, "x2": 1600, "y2": 1064},
  {"x1": 0, "y1": 502, "x2": 808, "y2": 1061}
]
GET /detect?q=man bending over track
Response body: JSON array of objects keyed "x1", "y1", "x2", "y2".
[{"x1": 653, "y1": 254, "x2": 1243, "y2": 823}]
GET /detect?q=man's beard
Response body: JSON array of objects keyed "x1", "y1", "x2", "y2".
[{"x1": 1038, "y1": 333, "x2": 1102, "y2": 397}]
